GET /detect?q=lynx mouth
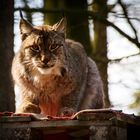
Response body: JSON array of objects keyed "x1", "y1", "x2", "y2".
[
  {"x1": 37, "y1": 63, "x2": 54, "y2": 69},
  {"x1": 37, "y1": 65, "x2": 49, "y2": 69}
]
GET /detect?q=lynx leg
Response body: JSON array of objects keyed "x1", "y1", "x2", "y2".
[
  {"x1": 80, "y1": 58, "x2": 104, "y2": 110},
  {"x1": 60, "y1": 92, "x2": 80, "y2": 116},
  {"x1": 16, "y1": 96, "x2": 41, "y2": 114}
]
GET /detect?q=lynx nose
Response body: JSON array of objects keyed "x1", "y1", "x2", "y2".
[{"x1": 41, "y1": 55, "x2": 50, "y2": 64}]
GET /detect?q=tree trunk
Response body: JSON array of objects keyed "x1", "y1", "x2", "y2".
[
  {"x1": 43, "y1": 0, "x2": 62, "y2": 25},
  {"x1": 0, "y1": 0, "x2": 15, "y2": 111},
  {"x1": 92, "y1": 0, "x2": 110, "y2": 107},
  {"x1": 64, "y1": 0, "x2": 92, "y2": 54}
]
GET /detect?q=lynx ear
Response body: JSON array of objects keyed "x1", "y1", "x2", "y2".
[
  {"x1": 53, "y1": 18, "x2": 66, "y2": 34},
  {"x1": 20, "y1": 19, "x2": 33, "y2": 35},
  {"x1": 19, "y1": 10, "x2": 33, "y2": 40}
]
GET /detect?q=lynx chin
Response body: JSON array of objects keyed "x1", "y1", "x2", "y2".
[{"x1": 11, "y1": 14, "x2": 104, "y2": 116}]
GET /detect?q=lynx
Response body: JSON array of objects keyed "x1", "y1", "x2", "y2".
[{"x1": 11, "y1": 15, "x2": 104, "y2": 116}]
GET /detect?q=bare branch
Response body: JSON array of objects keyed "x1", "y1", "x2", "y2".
[
  {"x1": 105, "y1": 19, "x2": 140, "y2": 48},
  {"x1": 14, "y1": 7, "x2": 140, "y2": 49},
  {"x1": 87, "y1": 10, "x2": 140, "y2": 48},
  {"x1": 110, "y1": 52, "x2": 140, "y2": 63},
  {"x1": 118, "y1": 0, "x2": 138, "y2": 41},
  {"x1": 110, "y1": 11, "x2": 140, "y2": 22}
]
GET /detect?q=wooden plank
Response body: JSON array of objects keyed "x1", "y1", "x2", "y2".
[
  {"x1": 0, "y1": 116, "x2": 31, "y2": 122},
  {"x1": 1, "y1": 109, "x2": 140, "y2": 140},
  {"x1": 89, "y1": 125, "x2": 127, "y2": 140},
  {"x1": 1, "y1": 120, "x2": 113, "y2": 129}
]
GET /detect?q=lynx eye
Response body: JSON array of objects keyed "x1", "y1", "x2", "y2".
[
  {"x1": 31, "y1": 45, "x2": 41, "y2": 52},
  {"x1": 49, "y1": 44, "x2": 61, "y2": 52}
]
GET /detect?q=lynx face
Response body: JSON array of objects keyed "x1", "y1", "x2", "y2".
[{"x1": 20, "y1": 18, "x2": 67, "y2": 77}]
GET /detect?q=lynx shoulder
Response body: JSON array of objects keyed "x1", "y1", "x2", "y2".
[{"x1": 11, "y1": 16, "x2": 104, "y2": 116}]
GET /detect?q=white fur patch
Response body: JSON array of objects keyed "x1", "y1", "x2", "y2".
[{"x1": 37, "y1": 67, "x2": 53, "y2": 75}]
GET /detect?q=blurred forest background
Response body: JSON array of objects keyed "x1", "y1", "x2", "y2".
[{"x1": 0, "y1": 0, "x2": 140, "y2": 115}]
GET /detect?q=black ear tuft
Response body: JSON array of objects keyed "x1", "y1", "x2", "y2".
[
  {"x1": 19, "y1": 10, "x2": 33, "y2": 41},
  {"x1": 52, "y1": 18, "x2": 67, "y2": 37},
  {"x1": 19, "y1": 9, "x2": 24, "y2": 19}
]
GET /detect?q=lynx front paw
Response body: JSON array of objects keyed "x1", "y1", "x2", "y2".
[
  {"x1": 17, "y1": 103, "x2": 41, "y2": 114},
  {"x1": 60, "y1": 107, "x2": 76, "y2": 116}
]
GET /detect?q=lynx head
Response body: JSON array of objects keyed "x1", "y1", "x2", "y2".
[{"x1": 19, "y1": 15, "x2": 68, "y2": 77}]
